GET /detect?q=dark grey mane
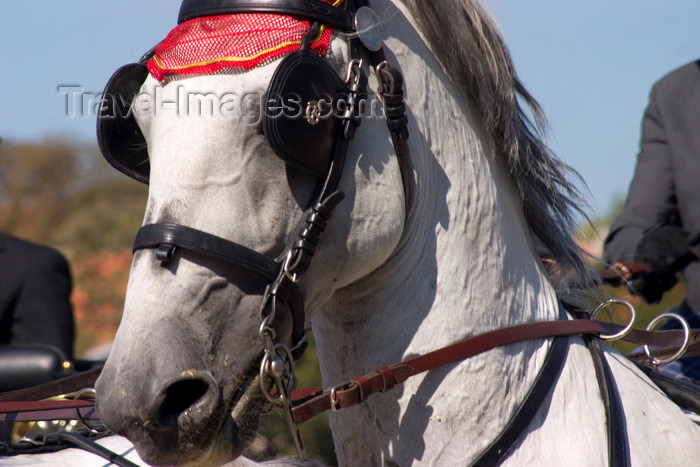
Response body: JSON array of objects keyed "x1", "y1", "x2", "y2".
[{"x1": 399, "y1": 0, "x2": 595, "y2": 285}]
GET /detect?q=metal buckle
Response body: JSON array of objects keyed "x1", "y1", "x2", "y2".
[
  {"x1": 379, "y1": 368, "x2": 388, "y2": 392},
  {"x1": 330, "y1": 386, "x2": 341, "y2": 412},
  {"x1": 644, "y1": 312, "x2": 691, "y2": 366},
  {"x1": 591, "y1": 298, "x2": 636, "y2": 341}
]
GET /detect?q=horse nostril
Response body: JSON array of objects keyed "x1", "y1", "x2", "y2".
[
  {"x1": 151, "y1": 372, "x2": 219, "y2": 429},
  {"x1": 160, "y1": 379, "x2": 208, "y2": 419}
]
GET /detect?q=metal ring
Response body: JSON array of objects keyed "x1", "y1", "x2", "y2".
[
  {"x1": 260, "y1": 344, "x2": 297, "y2": 405},
  {"x1": 259, "y1": 319, "x2": 276, "y2": 342},
  {"x1": 74, "y1": 388, "x2": 108, "y2": 434},
  {"x1": 591, "y1": 298, "x2": 637, "y2": 341},
  {"x1": 644, "y1": 312, "x2": 691, "y2": 366},
  {"x1": 272, "y1": 343, "x2": 297, "y2": 394},
  {"x1": 259, "y1": 351, "x2": 281, "y2": 405}
]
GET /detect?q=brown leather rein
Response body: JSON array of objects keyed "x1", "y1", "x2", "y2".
[{"x1": 1, "y1": 318, "x2": 697, "y2": 424}]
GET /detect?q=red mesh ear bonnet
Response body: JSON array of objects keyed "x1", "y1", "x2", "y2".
[{"x1": 147, "y1": 0, "x2": 343, "y2": 81}]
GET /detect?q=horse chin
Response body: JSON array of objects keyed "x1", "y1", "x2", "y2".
[{"x1": 127, "y1": 372, "x2": 266, "y2": 467}]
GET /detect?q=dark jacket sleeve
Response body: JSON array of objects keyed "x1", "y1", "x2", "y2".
[
  {"x1": 10, "y1": 248, "x2": 75, "y2": 359},
  {"x1": 603, "y1": 80, "x2": 679, "y2": 265}
]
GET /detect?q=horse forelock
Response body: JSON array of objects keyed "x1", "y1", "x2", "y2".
[{"x1": 398, "y1": 0, "x2": 596, "y2": 287}]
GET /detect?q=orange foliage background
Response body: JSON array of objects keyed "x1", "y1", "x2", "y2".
[
  {"x1": 70, "y1": 250, "x2": 133, "y2": 355},
  {"x1": 1, "y1": 140, "x2": 147, "y2": 357}
]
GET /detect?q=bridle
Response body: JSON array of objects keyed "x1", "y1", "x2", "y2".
[{"x1": 122, "y1": 0, "x2": 412, "y2": 458}]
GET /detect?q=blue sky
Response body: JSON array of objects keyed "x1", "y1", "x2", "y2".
[{"x1": 1, "y1": 1, "x2": 699, "y2": 218}]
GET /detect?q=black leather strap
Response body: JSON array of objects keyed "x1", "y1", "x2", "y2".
[
  {"x1": 49, "y1": 432, "x2": 139, "y2": 467},
  {"x1": 133, "y1": 223, "x2": 279, "y2": 281},
  {"x1": 635, "y1": 363, "x2": 700, "y2": 414},
  {"x1": 354, "y1": 0, "x2": 413, "y2": 214},
  {"x1": 584, "y1": 335, "x2": 630, "y2": 467},
  {"x1": 471, "y1": 337, "x2": 569, "y2": 466},
  {"x1": 133, "y1": 223, "x2": 309, "y2": 358},
  {"x1": 377, "y1": 65, "x2": 412, "y2": 212},
  {"x1": 178, "y1": 0, "x2": 355, "y2": 30},
  {"x1": 568, "y1": 305, "x2": 630, "y2": 467}
]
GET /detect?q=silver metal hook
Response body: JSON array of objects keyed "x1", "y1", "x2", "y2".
[
  {"x1": 344, "y1": 59, "x2": 364, "y2": 85},
  {"x1": 283, "y1": 250, "x2": 299, "y2": 283}
]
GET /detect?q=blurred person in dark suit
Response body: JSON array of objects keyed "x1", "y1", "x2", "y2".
[
  {"x1": 604, "y1": 60, "x2": 700, "y2": 381},
  {"x1": 0, "y1": 232, "x2": 74, "y2": 359},
  {"x1": 0, "y1": 232, "x2": 75, "y2": 440}
]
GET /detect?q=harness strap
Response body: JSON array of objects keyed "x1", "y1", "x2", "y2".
[
  {"x1": 3, "y1": 318, "x2": 699, "y2": 425},
  {"x1": 628, "y1": 334, "x2": 700, "y2": 364},
  {"x1": 378, "y1": 65, "x2": 412, "y2": 212},
  {"x1": 289, "y1": 319, "x2": 653, "y2": 423},
  {"x1": 0, "y1": 400, "x2": 95, "y2": 422},
  {"x1": 0, "y1": 367, "x2": 102, "y2": 403},
  {"x1": 470, "y1": 336, "x2": 569, "y2": 466},
  {"x1": 584, "y1": 335, "x2": 630, "y2": 467}
]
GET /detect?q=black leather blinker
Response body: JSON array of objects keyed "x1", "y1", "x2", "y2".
[
  {"x1": 263, "y1": 50, "x2": 348, "y2": 178},
  {"x1": 97, "y1": 63, "x2": 151, "y2": 184}
]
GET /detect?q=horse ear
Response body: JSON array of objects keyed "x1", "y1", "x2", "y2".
[
  {"x1": 97, "y1": 63, "x2": 151, "y2": 184},
  {"x1": 263, "y1": 50, "x2": 347, "y2": 178}
]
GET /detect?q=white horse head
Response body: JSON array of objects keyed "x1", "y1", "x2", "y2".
[{"x1": 95, "y1": 1, "x2": 700, "y2": 466}]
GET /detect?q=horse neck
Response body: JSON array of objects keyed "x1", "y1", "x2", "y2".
[
  {"x1": 311, "y1": 2, "x2": 561, "y2": 458},
  {"x1": 314, "y1": 0, "x2": 560, "y2": 381}
]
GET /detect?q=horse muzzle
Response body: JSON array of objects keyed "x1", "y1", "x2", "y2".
[{"x1": 97, "y1": 369, "x2": 225, "y2": 465}]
